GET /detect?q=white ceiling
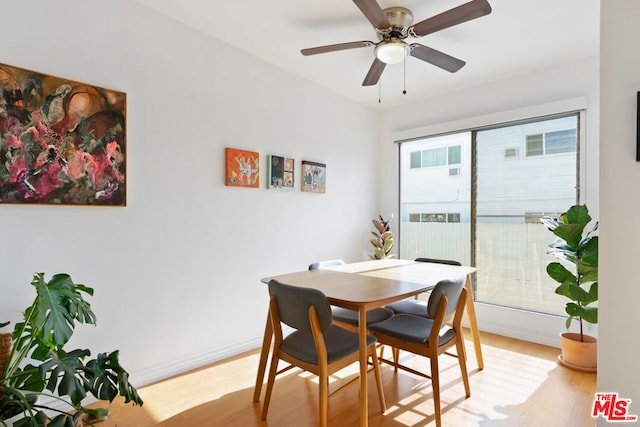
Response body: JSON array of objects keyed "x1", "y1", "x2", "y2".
[{"x1": 134, "y1": 0, "x2": 599, "y2": 109}]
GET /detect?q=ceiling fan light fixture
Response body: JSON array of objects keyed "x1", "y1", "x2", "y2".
[{"x1": 375, "y1": 41, "x2": 409, "y2": 64}]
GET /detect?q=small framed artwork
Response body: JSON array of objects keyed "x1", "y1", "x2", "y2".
[
  {"x1": 225, "y1": 147, "x2": 259, "y2": 188},
  {"x1": 267, "y1": 155, "x2": 295, "y2": 190},
  {"x1": 301, "y1": 160, "x2": 326, "y2": 193}
]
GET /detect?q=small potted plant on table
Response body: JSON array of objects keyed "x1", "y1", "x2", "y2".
[{"x1": 541, "y1": 204, "x2": 598, "y2": 372}]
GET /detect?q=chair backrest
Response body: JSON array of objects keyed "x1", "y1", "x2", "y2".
[
  {"x1": 308, "y1": 259, "x2": 346, "y2": 270},
  {"x1": 268, "y1": 279, "x2": 332, "y2": 332},
  {"x1": 415, "y1": 257, "x2": 462, "y2": 266},
  {"x1": 426, "y1": 278, "x2": 465, "y2": 319}
]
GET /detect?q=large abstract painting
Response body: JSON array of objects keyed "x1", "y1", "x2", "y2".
[{"x1": 0, "y1": 63, "x2": 126, "y2": 205}]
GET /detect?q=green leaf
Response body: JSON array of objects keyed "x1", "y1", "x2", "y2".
[
  {"x1": 567, "y1": 283, "x2": 591, "y2": 303},
  {"x1": 13, "y1": 410, "x2": 49, "y2": 427},
  {"x1": 579, "y1": 236, "x2": 599, "y2": 270},
  {"x1": 555, "y1": 282, "x2": 573, "y2": 300},
  {"x1": 40, "y1": 348, "x2": 92, "y2": 405},
  {"x1": 547, "y1": 262, "x2": 576, "y2": 285},
  {"x1": 85, "y1": 351, "x2": 144, "y2": 406},
  {"x1": 550, "y1": 205, "x2": 592, "y2": 247},
  {"x1": 565, "y1": 302, "x2": 584, "y2": 318},
  {"x1": 374, "y1": 247, "x2": 385, "y2": 259},
  {"x1": 562, "y1": 204, "x2": 591, "y2": 227},
  {"x1": 47, "y1": 413, "x2": 82, "y2": 427},
  {"x1": 30, "y1": 273, "x2": 96, "y2": 349},
  {"x1": 582, "y1": 306, "x2": 598, "y2": 324},
  {"x1": 383, "y1": 237, "x2": 394, "y2": 254},
  {"x1": 585, "y1": 282, "x2": 598, "y2": 305},
  {"x1": 565, "y1": 315, "x2": 574, "y2": 330},
  {"x1": 11, "y1": 363, "x2": 46, "y2": 392},
  {"x1": 552, "y1": 223, "x2": 585, "y2": 248}
]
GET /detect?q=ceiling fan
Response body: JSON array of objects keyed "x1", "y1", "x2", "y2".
[{"x1": 301, "y1": 0, "x2": 492, "y2": 86}]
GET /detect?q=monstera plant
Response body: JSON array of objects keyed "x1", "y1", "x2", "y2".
[{"x1": 0, "y1": 273, "x2": 142, "y2": 426}]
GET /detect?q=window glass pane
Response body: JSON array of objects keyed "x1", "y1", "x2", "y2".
[
  {"x1": 399, "y1": 113, "x2": 579, "y2": 317},
  {"x1": 475, "y1": 115, "x2": 578, "y2": 314},
  {"x1": 422, "y1": 147, "x2": 447, "y2": 167},
  {"x1": 448, "y1": 145, "x2": 461, "y2": 164},
  {"x1": 410, "y1": 151, "x2": 422, "y2": 169},
  {"x1": 448, "y1": 213, "x2": 461, "y2": 223},
  {"x1": 545, "y1": 129, "x2": 577, "y2": 154},
  {"x1": 526, "y1": 134, "x2": 543, "y2": 157},
  {"x1": 409, "y1": 213, "x2": 421, "y2": 222},
  {"x1": 400, "y1": 133, "x2": 471, "y2": 265}
]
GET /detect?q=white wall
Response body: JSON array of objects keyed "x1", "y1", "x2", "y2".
[
  {"x1": 5, "y1": 2, "x2": 634, "y2": 419},
  {"x1": 0, "y1": 0, "x2": 378, "y2": 386},
  {"x1": 599, "y1": 1, "x2": 640, "y2": 422},
  {"x1": 377, "y1": 56, "x2": 600, "y2": 347}
]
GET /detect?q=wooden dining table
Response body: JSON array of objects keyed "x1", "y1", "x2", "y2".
[{"x1": 253, "y1": 259, "x2": 482, "y2": 427}]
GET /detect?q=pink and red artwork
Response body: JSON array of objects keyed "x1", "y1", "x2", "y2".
[{"x1": 0, "y1": 63, "x2": 126, "y2": 205}]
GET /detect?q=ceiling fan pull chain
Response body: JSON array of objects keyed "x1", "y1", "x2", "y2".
[
  {"x1": 378, "y1": 80, "x2": 382, "y2": 104},
  {"x1": 403, "y1": 56, "x2": 407, "y2": 95}
]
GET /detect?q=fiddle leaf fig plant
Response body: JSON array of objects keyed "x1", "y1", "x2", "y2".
[
  {"x1": 1, "y1": 272, "x2": 143, "y2": 426},
  {"x1": 541, "y1": 204, "x2": 598, "y2": 342}
]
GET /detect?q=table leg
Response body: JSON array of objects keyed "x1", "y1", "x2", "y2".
[
  {"x1": 464, "y1": 274, "x2": 484, "y2": 370},
  {"x1": 253, "y1": 310, "x2": 273, "y2": 402},
  {"x1": 358, "y1": 306, "x2": 368, "y2": 427}
]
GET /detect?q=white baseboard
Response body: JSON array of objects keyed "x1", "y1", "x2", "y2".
[
  {"x1": 470, "y1": 302, "x2": 563, "y2": 347},
  {"x1": 130, "y1": 335, "x2": 264, "y2": 388},
  {"x1": 470, "y1": 301, "x2": 597, "y2": 348}
]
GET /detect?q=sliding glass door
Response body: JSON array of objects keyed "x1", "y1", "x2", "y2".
[{"x1": 399, "y1": 113, "x2": 579, "y2": 315}]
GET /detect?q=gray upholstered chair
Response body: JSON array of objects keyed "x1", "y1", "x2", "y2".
[
  {"x1": 308, "y1": 260, "x2": 393, "y2": 332},
  {"x1": 385, "y1": 258, "x2": 462, "y2": 317},
  {"x1": 367, "y1": 278, "x2": 470, "y2": 427},
  {"x1": 261, "y1": 279, "x2": 386, "y2": 427}
]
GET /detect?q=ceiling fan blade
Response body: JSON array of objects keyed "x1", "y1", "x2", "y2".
[
  {"x1": 409, "y1": 0, "x2": 492, "y2": 37},
  {"x1": 410, "y1": 44, "x2": 465, "y2": 73},
  {"x1": 362, "y1": 58, "x2": 386, "y2": 86},
  {"x1": 352, "y1": 0, "x2": 391, "y2": 30},
  {"x1": 301, "y1": 41, "x2": 374, "y2": 56}
]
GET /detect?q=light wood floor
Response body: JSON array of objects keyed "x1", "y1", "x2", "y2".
[{"x1": 90, "y1": 330, "x2": 596, "y2": 426}]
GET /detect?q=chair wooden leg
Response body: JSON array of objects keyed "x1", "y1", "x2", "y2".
[
  {"x1": 430, "y1": 356, "x2": 442, "y2": 427},
  {"x1": 459, "y1": 329, "x2": 468, "y2": 362},
  {"x1": 319, "y1": 368, "x2": 328, "y2": 427},
  {"x1": 393, "y1": 347, "x2": 400, "y2": 372},
  {"x1": 370, "y1": 347, "x2": 386, "y2": 413},
  {"x1": 260, "y1": 352, "x2": 280, "y2": 420},
  {"x1": 456, "y1": 337, "x2": 471, "y2": 398}
]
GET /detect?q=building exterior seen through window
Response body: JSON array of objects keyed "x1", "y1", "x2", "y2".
[{"x1": 399, "y1": 113, "x2": 579, "y2": 315}]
